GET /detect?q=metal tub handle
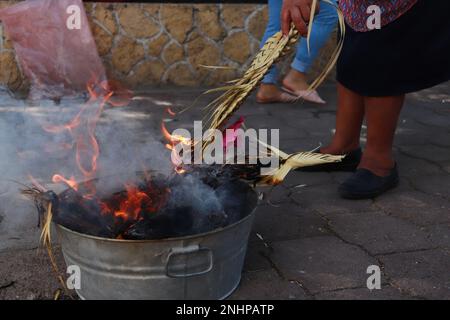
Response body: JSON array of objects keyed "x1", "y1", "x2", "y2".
[{"x1": 166, "y1": 245, "x2": 213, "y2": 278}]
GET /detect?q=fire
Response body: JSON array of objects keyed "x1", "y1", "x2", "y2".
[
  {"x1": 161, "y1": 122, "x2": 191, "y2": 168},
  {"x1": 52, "y1": 174, "x2": 78, "y2": 191},
  {"x1": 100, "y1": 182, "x2": 170, "y2": 224},
  {"x1": 113, "y1": 184, "x2": 150, "y2": 221},
  {"x1": 161, "y1": 122, "x2": 190, "y2": 146},
  {"x1": 42, "y1": 76, "x2": 132, "y2": 194},
  {"x1": 166, "y1": 107, "x2": 176, "y2": 116}
]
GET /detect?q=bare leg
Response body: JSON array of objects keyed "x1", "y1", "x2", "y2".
[
  {"x1": 282, "y1": 69, "x2": 310, "y2": 91},
  {"x1": 256, "y1": 83, "x2": 297, "y2": 104},
  {"x1": 359, "y1": 95, "x2": 405, "y2": 176},
  {"x1": 321, "y1": 83, "x2": 365, "y2": 155}
]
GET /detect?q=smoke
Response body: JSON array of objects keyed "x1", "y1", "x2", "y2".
[
  {"x1": 0, "y1": 90, "x2": 176, "y2": 246},
  {"x1": 0, "y1": 88, "x2": 234, "y2": 243}
]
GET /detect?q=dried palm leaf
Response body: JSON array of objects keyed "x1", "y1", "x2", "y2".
[
  {"x1": 201, "y1": 26, "x2": 300, "y2": 150},
  {"x1": 202, "y1": 0, "x2": 345, "y2": 150},
  {"x1": 260, "y1": 151, "x2": 344, "y2": 184},
  {"x1": 20, "y1": 185, "x2": 72, "y2": 297},
  {"x1": 255, "y1": 139, "x2": 344, "y2": 184}
]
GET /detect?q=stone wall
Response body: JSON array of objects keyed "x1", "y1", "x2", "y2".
[{"x1": 0, "y1": 1, "x2": 336, "y2": 91}]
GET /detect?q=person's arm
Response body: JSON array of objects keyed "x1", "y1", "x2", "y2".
[{"x1": 281, "y1": 0, "x2": 320, "y2": 36}]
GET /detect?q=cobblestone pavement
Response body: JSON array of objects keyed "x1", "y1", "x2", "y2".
[{"x1": 0, "y1": 81, "x2": 449, "y2": 300}]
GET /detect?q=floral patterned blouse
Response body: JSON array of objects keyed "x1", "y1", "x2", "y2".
[{"x1": 338, "y1": 0, "x2": 418, "y2": 32}]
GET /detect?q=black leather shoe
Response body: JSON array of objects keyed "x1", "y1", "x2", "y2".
[
  {"x1": 338, "y1": 165, "x2": 399, "y2": 199},
  {"x1": 299, "y1": 148, "x2": 362, "y2": 172}
]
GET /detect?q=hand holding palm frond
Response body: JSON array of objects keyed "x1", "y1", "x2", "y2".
[
  {"x1": 202, "y1": 26, "x2": 300, "y2": 150},
  {"x1": 202, "y1": 0, "x2": 345, "y2": 151}
]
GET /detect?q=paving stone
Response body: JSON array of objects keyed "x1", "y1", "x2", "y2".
[
  {"x1": 328, "y1": 211, "x2": 435, "y2": 255},
  {"x1": 230, "y1": 269, "x2": 309, "y2": 300},
  {"x1": 0, "y1": 247, "x2": 65, "y2": 300},
  {"x1": 284, "y1": 117, "x2": 335, "y2": 139},
  {"x1": 253, "y1": 204, "x2": 329, "y2": 242},
  {"x1": 374, "y1": 191, "x2": 450, "y2": 226},
  {"x1": 329, "y1": 171, "x2": 353, "y2": 184},
  {"x1": 244, "y1": 236, "x2": 272, "y2": 272},
  {"x1": 1, "y1": 83, "x2": 450, "y2": 300},
  {"x1": 424, "y1": 224, "x2": 450, "y2": 249},
  {"x1": 379, "y1": 249, "x2": 450, "y2": 299},
  {"x1": 399, "y1": 145, "x2": 450, "y2": 163},
  {"x1": 290, "y1": 183, "x2": 377, "y2": 215},
  {"x1": 278, "y1": 137, "x2": 318, "y2": 154},
  {"x1": 270, "y1": 236, "x2": 377, "y2": 294},
  {"x1": 442, "y1": 161, "x2": 450, "y2": 174},
  {"x1": 408, "y1": 108, "x2": 450, "y2": 129},
  {"x1": 408, "y1": 174, "x2": 450, "y2": 200},
  {"x1": 314, "y1": 285, "x2": 410, "y2": 300},
  {"x1": 243, "y1": 113, "x2": 290, "y2": 131},
  {"x1": 235, "y1": 101, "x2": 271, "y2": 117},
  {"x1": 396, "y1": 153, "x2": 443, "y2": 178},
  {"x1": 428, "y1": 135, "x2": 450, "y2": 148},
  {"x1": 283, "y1": 171, "x2": 333, "y2": 188},
  {"x1": 394, "y1": 121, "x2": 432, "y2": 146},
  {"x1": 255, "y1": 184, "x2": 292, "y2": 206}
]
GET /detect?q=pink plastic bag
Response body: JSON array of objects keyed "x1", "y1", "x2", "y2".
[{"x1": 0, "y1": 0, "x2": 106, "y2": 99}]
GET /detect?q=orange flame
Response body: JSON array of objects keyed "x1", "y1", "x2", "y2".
[
  {"x1": 112, "y1": 184, "x2": 150, "y2": 221},
  {"x1": 52, "y1": 174, "x2": 78, "y2": 191},
  {"x1": 166, "y1": 107, "x2": 176, "y2": 116},
  {"x1": 161, "y1": 122, "x2": 191, "y2": 169},
  {"x1": 45, "y1": 76, "x2": 126, "y2": 194}
]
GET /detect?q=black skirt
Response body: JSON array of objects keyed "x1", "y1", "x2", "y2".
[{"x1": 336, "y1": 0, "x2": 450, "y2": 97}]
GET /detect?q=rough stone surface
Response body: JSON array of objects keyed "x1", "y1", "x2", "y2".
[
  {"x1": 93, "y1": 4, "x2": 118, "y2": 35},
  {"x1": 222, "y1": 4, "x2": 257, "y2": 29},
  {"x1": 126, "y1": 60, "x2": 165, "y2": 87},
  {"x1": 162, "y1": 41, "x2": 184, "y2": 65},
  {"x1": 231, "y1": 269, "x2": 309, "y2": 300},
  {"x1": 142, "y1": 3, "x2": 160, "y2": 18},
  {"x1": 118, "y1": 5, "x2": 160, "y2": 39},
  {"x1": 147, "y1": 33, "x2": 169, "y2": 57},
  {"x1": 248, "y1": 7, "x2": 269, "y2": 41},
  {"x1": 165, "y1": 63, "x2": 196, "y2": 86},
  {"x1": 379, "y1": 249, "x2": 450, "y2": 299},
  {"x1": 187, "y1": 33, "x2": 221, "y2": 78},
  {"x1": 0, "y1": 247, "x2": 65, "y2": 300},
  {"x1": 195, "y1": 5, "x2": 225, "y2": 41},
  {"x1": 0, "y1": 2, "x2": 339, "y2": 89},
  {"x1": 328, "y1": 211, "x2": 435, "y2": 255},
  {"x1": 224, "y1": 32, "x2": 251, "y2": 64},
  {"x1": 0, "y1": 51, "x2": 21, "y2": 90},
  {"x1": 161, "y1": 5, "x2": 193, "y2": 44},
  {"x1": 92, "y1": 23, "x2": 113, "y2": 57},
  {"x1": 314, "y1": 285, "x2": 409, "y2": 300},
  {"x1": 270, "y1": 236, "x2": 378, "y2": 294},
  {"x1": 111, "y1": 37, "x2": 145, "y2": 75}
]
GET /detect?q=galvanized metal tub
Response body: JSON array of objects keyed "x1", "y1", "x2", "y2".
[{"x1": 55, "y1": 182, "x2": 258, "y2": 300}]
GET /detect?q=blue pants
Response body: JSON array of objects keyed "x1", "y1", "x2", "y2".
[{"x1": 261, "y1": 0, "x2": 338, "y2": 84}]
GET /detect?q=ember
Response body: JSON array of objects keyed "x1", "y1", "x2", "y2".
[{"x1": 48, "y1": 167, "x2": 254, "y2": 240}]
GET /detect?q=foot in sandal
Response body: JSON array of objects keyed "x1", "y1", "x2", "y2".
[
  {"x1": 256, "y1": 83, "x2": 297, "y2": 104},
  {"x1": 282, "y1": 69, "x2": 326, "y2": 104}
]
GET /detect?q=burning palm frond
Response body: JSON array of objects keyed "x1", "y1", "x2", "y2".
[{"x1": 202, "y1": 0, "x2": 345, "y2": 150}]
